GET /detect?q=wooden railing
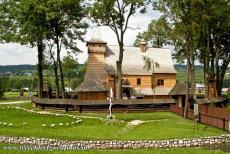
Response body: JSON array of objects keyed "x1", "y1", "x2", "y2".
[
  {"x1": 31, "y1": 96, "x2": 176, "y2": 112},
  {"x1": 31, "y1": 96, "x2": 176, "y2": 106}
]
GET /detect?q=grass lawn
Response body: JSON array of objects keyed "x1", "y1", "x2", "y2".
[
  {"x1": 0, "y1": 92, "x2": 36, "y2": 103},
  {"x1": 3, "y1": 91, "x2": 36, "y2": 98},
  {"x1": 0, "y1": 145, "x2": 228, "y2": 154},
  {"x1": 0, "y1": 103, "x2": 226, "y2": 141},
  {"x1": 0, "y1": 100, "x2": 20, "y2": 103}
]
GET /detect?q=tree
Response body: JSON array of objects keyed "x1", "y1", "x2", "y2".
[
  {"x1": 0, "y1": 0, "x2": 49, "y2": 98},
  {"x1": 45, "y1": 40, "x2": 59, "y2": 98},
  {"x1": 45, "y1": 0, "x2": 88, "y2": 98},
  {"x1": 155, "y1": 0, "x2": 230, "y2": 105},
  {"x1": 62, "y1": 54, "x2": 78, "y2": 92},
  {"x1": 191, "y1": 0, "x2": 230, "y2": 97},
  {"x1": 133, "y1": 32, "x2": 147, "y2": 47},
  {"x1": 70, "y1": 62, "x2": 86, "y2": 91},
  {"x1": 0, "y1": 77, "x2": 9, "y2": 98},
  {"x1": 90, "y1": 0, "x2": 147, "y2": 99},
  {"x1": 134, "y1": 16, "x2": 171, "y2": 48},
  {"x1": 155, "y1": 0, "x2": 197, "y2": 118},
  {"x1": 0, "y1": 0, "x2": 88, "y2": 98}
]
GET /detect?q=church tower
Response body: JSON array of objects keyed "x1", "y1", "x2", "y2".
[
  {"x1": 76, "y1": 29, "x2": 109, "y2": 100},
  {"x1": 84, "y1": 30, "x2": 108, "y2": 83}
]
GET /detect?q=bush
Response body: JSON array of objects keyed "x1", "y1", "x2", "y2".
[
  {"x1": 222, "y1": 94, "x2": 230, "y2": 108},
  {"x1": 0, "y1": 77, "x2": 9, "y2": 98}
]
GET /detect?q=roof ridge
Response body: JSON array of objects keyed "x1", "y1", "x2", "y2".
[{"x1": 107, "y1": 45, "x2": 171, "y2": 50}]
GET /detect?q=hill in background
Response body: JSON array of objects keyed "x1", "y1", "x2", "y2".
[{"x1": 0, "y1": 65, "x2": 35, "y2": 73}]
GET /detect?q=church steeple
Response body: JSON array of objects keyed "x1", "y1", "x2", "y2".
[
  {"x1": 84, "y1": 28, "x2": 108, "y2": 83},
  {"x1": 86, "y1": 28, "x2": 107, "y2": 54}
]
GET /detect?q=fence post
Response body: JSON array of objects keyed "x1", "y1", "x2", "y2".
[
  {"x1": 223, "y1": 118, "x2": 225, "y2": 131},
  {"x1": 228, "y1": 120, "x2": 230, "y2": 132}
]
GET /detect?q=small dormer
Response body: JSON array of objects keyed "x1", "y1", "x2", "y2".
[
  {"x1": 86, "y1": 29, "x2": 107, "y2": 54},
  {"x1": 139, "y1": 39, "x2": 148, "y2": 52}
]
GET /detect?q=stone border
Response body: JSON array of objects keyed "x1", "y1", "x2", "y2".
[{"x1": 0, "y1": 135, "x2": 230, "y2": 150}]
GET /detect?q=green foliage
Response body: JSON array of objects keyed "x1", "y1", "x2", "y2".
[
  {"x1": 4, "y1": 76, "x2": 38, "y2": 91},
  {"x1": 134, "y1": 16, "x2": 171, "y2": 48},
  {"x1": 0, "y1": 77, "x2": 9, "y2": 98},
  {"x1": 62, "y1": 54, "x2": 79, "y2": 90},
  {"x1": 70, "y1": 77, "x2": 83, "y2": 90},
  {"x1": 0, "y1": 0, "x2": 88, "y2": 97},
  {"x1": 1, "y1": 0, "x2": 49, "y2": 45},
  {"x1": 90, "y1": 0, "x2": 146, "y2": 31},
  {"x1": 62, "y1": 54, "x2": 79, "y2": 78},
  {"x1": 69, "y1": 62, "x2": 86, "y2": 89},
  {"x1": 222, "y1": 94, "x2": 230, "y2": 108},
  {"x1": 45, "y1": 0, "x2": 88, "y2": 52},
  {"x1": 152, "y1": 0, "x2": 230, "y2": 96}
]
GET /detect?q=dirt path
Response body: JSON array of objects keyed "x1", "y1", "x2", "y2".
[{"x1": 0, "y1": 101, "x2": 28, "y2": 105}]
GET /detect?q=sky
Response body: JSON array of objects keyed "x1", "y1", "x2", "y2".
[{"x1": 0, "y1": 10, "x2": 161, "y2": 65}]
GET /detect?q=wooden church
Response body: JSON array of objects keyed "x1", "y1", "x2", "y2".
[{"x1": 76, "y1": 31, "x2": 178, "y2": 100}]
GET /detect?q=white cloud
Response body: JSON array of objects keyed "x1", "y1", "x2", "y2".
[
  {"x1": 0, "y1": 43, "x2": 37, "y2": 65},
  {"x1": 0, "y1": 10, "x2": 160, "y2": 65}
]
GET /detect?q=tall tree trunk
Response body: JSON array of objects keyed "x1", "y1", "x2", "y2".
[
  {"x1": 184, "y1": 48, "x2": 190, "y2": 119},
  {"x1": 57, "y1": 45, "x2": 65, "y2": 98},
  {"x1": 116, "y1": 39, "x2": 124, "y2": 99},
  {"x1": 55, "y1": 24, "x2": 65, "y2": 98},
  {"x1": 53, "y1": 63, "x2": 59, "y2": 98},
  {"x1": 68, "y1": 73, "x2": 71, "y2": 92},
  {"x1": 189, "y1": 32, "x2": 196, "y2": 100},
  {"x1": 204, "y1": 24, "x2": 210, "y2": 98},
  {"x1": 218, "y1": 59, "x2": 229, "y2": 95},
  {"x1": 48, "y1": 45, "x2": 59, "y2": 98},
  {"x1": 210, "y1": 33, "x2": 215, "y2": 78},
  {"x1": 157, "y1": 35, "x2": 160, "y2": 48},
  {"x1": 215, "y1": 43, "x2": 220, "y2": 96},
  {"x1": 37, "y1": 41, "x2": 44, "y2": 98}
]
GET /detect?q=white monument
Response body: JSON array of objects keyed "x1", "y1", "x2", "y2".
[{"x1": 107, "y1": 87, "x2": 113, "y2": 120}]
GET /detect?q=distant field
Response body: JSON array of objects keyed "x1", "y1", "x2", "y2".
[
  {"x1": 0, "y1": 92, "x2": 36, "y2": 103},
  {"x1": 175, "y1": 64, "x2": 230, "y2": 82},
  {"x1": 176, "y1": 71, "x2": 204, "y2": 82}
]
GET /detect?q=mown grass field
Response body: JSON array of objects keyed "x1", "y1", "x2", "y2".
[
  {"x1": 0, "y1": 103, "x2": 226, "y2": 141},
  {"x1": 0, "y1": 92, "x2": 36, "y2": 103}
]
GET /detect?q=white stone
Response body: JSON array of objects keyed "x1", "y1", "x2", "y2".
[{"x1": 179, "y1": 140, "x2": 183, "y2": 144}]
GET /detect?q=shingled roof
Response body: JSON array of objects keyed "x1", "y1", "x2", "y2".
[
  {"x1": 76, "y1": 80, "x2": 109, "y2": 92},
  {"x1": 105, "y1": 45, "x2": 177, "y2": 75},
  {"x1": 86, "y1": 28, "x2": 107, "y2": 45},
  {"x1": 169, "y1": 81, "x2": 187, "y2": 95}
]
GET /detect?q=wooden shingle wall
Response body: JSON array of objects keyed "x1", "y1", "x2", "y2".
[
  {"x1": 108, "y1": 74, "x2": 176, "y2": 89},
  {"x1": 154, "y1": 73, "x2": 176, "y2": 88},
  {"x1": 85, "y1": 52, "x2": 108, "y2": 82}
]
